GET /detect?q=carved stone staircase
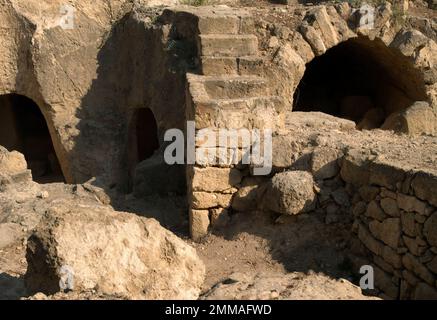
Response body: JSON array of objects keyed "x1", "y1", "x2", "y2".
[
  {"x1": 184, "y1": 9, "x2": 286, "y2": 241},
  {"x1": 186, "y1": 10, "x2": 285, "y2": 131}
]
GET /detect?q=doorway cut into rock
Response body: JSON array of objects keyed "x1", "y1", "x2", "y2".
[
  {"x1": 127, "y1": 108, "x2": 160, "y2": 189},
  {"x1": 0, "y1": 94, "x2": 64, "y2": 183},
  {"x1": 293, "y1": 36, "x2": 428, "y2": 130},
  {"x1": 135, "y1": 108, "x2": 159, "y2": 162}
]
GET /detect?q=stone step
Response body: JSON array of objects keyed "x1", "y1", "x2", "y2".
[
  {"x1": 198, "y1": 34, "x2": 258, "y2": 57},
  {"x1": 201, "y1": 56, "x2": 238, "y2": 76},
  {"x1": 198, "y1": 15, "x2": 240, "y2": 34},
  {"x1": 205, "y1": 95, "x2": 286, "y2": 112},
  {"x1": 199, "y1": 75, "x2": 268, "y2": 100},
  {"x1": 193, "y1": 95, "x2": 286, "y2": 130},
  {"x1": 238, "y1": 55, "x2": 265, "y2": 76},
  {"x1": 200, "y1": 55, "x2": 264, "y2": 76}
]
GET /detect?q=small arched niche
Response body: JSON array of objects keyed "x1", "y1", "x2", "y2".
[
  {"x1": 293, "y1": 36, "x2": 428, "y2": 129},
  {"x1": 127, "y1": 108, "x2": 160, "y2": 188},
  {"x1": 0, "y1": 94, "x2": 65, "y2": 183}
]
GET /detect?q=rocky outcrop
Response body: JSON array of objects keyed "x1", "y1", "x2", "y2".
[
  {"x1": 0, "y1": 1, "x2": 192, "y2": 189},
  {"x1": 0, "y1": 0, "x2": 135, "y2": 184},
  {"x1": 0, "y1": 223, "x2": 24, "y2": 249},
  {"x1": 25, "y1": 203, "x2": 205, "y2": 299},
  {"x1": 0, "y1": 146, "x2": 204, "y2": 300},
  {"x1": 201, "y1": 272, "x2": 379, "y2": 300}
]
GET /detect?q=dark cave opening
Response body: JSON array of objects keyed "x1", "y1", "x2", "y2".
[
  {"x1": 135, "y1": 108, "x2": 159, "y2": 162},
  {"x1": 127, "y1": 108, "x2": 160, "y2": 190},
  {"x1": 293, "y1": 37, "x2": 427, "y2": 129},
  {"x1": 0, "y1": 94, "x2": 65, "y2": 183}
]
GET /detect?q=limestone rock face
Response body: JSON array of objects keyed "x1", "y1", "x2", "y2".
[
  {"x1": 25, "y1": 204, "x2": 205, "y2": 299},
  {"x1": 273, "y1": 43, "x2": 306, "y2": 83},
  {"x1": 264, "y1": 171, "x2": 316, "y2": 215},
  {"x1": 0, "y1": 223, "x2": 24, "y2": 249}
]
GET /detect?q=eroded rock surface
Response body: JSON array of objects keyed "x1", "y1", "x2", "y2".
[
  {"x1": 202, "y1": 272, "x2": 379, "y2": 300},
  {"x1": 25, "y1": 203, "x2": 205, "y2": 300}
]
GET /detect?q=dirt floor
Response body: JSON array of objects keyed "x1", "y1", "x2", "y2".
[
  {"x1": 0, "y1": 191, "x2": 374, "y2": 300},
  {"x1": 113, "y1": 189, "x2": 366, "y2": 297},
  {"x1": 191, "y1": 210, "x2": 353, "y2": 290}
]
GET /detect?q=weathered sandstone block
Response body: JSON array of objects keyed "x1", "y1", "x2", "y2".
[
  {"x1": 191, "y1": 167, "x2": 242, "y2": 192},
  {"x1": 192, "y1": 192, "x2": 233, "y2": 209},
  {"x1": 210, "y1": 208, "x2": 230, "y2": 229},
  {"x1": 190, "y1": 209, "x2": 210, "y2": 242}
]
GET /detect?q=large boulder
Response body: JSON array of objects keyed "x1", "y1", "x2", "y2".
[
  {"x1": 0, "y1": 146, "x2": 28, "y2": 177},
  {"x1": 25, "y1": 204, "x2": 205, "y2": 299},
  {"x1": 382, "y1": 101, "x2": 437, "y2": 136},
  {"x1": 264, "y1": 171, "x2": 316, "y2": 215},
  {"x1": 0, "y1": 147, "x2": 32, "y2": 190},
  {"x1": 357, "y1": 108, "x2": 385, "y2": 130}
]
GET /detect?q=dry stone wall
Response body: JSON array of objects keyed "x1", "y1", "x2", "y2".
[
  {"x1": 342, "y1": 154, "x2": 437, "y2": 299},
  {"x1": 187, "y1": 107, "x2": 437, "y2": 299}
]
